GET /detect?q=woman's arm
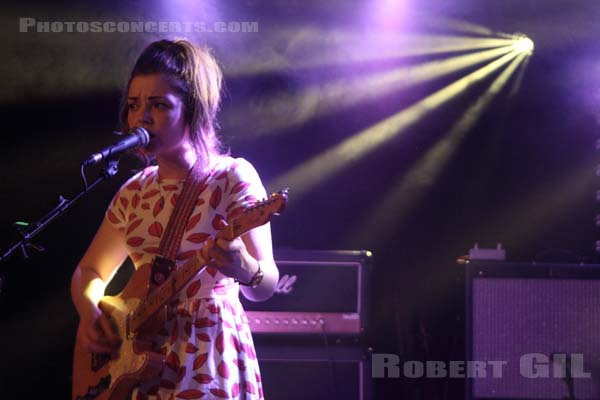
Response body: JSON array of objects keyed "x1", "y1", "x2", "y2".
[
  {"x1": 238, "y1": 222, "x2": 278, "y2": 302},
  {"x1": 70, "y1": 216, "x2": 129, "y2": 352},
  {"x1": 204, "y1": 222, "x2": 278, "y2": 302}
]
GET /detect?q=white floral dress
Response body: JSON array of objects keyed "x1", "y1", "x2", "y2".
[{"x1": 106, "y1": 157, "x2": 266, "y2": 400}]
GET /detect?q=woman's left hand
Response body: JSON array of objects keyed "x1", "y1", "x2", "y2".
[{"x1": 201, "y1": 235, "x2": 256, "y2": 283}]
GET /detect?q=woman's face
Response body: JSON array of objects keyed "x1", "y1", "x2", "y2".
[{"x1": 126, "y1": 73, "x2": 192, "y2": 157}]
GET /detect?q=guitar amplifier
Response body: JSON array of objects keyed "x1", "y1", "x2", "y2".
[
  {"x1": 241, "y1": 249, "x2": 372, "y2": 335},
  {"x1": 466, "y1": 261, "x2": 600, "y2": 399}
]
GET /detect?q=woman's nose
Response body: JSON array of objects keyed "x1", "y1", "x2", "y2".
[{"x1": 138, "y1": 104, "x2": 152, "y2": 124}]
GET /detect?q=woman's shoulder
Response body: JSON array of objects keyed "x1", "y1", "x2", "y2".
[{"x1": 213, "y1": 156, "x2": 258, "y2": 176}]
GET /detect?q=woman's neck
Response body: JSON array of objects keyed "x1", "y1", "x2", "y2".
[{"x1": 156, "y1": 147, "x2": 199, "y2": 180}]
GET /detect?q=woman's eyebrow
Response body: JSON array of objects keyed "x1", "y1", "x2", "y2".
[{"x1": 127, "y1": 95, "x2": 169, "y2": 101}]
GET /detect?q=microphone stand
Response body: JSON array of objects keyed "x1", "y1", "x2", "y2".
[{"x1": 0, "y1": 158, "x2": 120, "y2": 292}]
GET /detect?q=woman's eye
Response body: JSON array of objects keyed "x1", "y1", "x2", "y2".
[
  {"x1": 154, "y1": 103, "x2": 168, "y2": 109},
  {"x1": 128, "y1": 103, "x2": 139, "y2": 110}
]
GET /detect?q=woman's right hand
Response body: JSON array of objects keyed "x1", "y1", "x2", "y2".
[{"x1": 78, "y1": 305, "x2": 121, "y2": 354}]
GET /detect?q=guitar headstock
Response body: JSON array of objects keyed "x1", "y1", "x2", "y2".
[{"x1": 224, "y1": 189, "x2": 288, "y2": 240}]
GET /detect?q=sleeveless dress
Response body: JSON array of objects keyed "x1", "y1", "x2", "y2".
[{"x1": 106, "y1": 156, "x2": 266, "y2": 400}]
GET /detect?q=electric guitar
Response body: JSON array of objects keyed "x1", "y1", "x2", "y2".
[{"x1": 72, "y1": 190, "x2": 288, "y2": 400}]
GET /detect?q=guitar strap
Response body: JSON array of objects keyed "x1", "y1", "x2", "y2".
[{"x1": 150, "y1": 159, "x2": 213, "y2": 287}]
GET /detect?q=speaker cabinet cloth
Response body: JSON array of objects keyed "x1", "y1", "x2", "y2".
[
  {"x1": 241, "y1": 249, "x2": 372, "y2": 335},
  {"x1": 466, "y1": 261, "x2": 600, "y2": 399},
  {"x1": 253, "y1": 335, "x2": 372, "y2": 400}
]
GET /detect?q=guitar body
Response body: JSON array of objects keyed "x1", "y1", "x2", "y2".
[{"x1": 72, "y1": 264, "x2": 165, "y2": 400}]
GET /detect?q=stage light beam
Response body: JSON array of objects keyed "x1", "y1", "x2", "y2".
[
  {"x1": 268, "y1": 50, "x2": 521, "y2": 199},
  {"x1": 225, "y1": 45, "x2": 517, "y2": 139},
  {"x1": 347, "y1": 52, "x2": 527, "y2": 247}
]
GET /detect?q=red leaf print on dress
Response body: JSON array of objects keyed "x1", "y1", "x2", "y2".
[
  {"x1": 230, "y1": 335, "x2": 242, "y2": 353},
  {"x1": 196, "y1": 333, "x2": 211, "y2": 342},
  {"x1": 142, "y1": 189, "x2": 160, "y2": 199},
  {"x1": 186, "y1": 213, "x2": 202, "y2": 231},
  {"x1": 186, "y1": 279, "x2": 202, "y2": 298},
  {"x1": 193, "y1": 374, "x2": 213, "y2": 384},
  {"x1": 132, "y1": 193, "x2": 140, "y2": 209},
  {"x1": 127, "y1": 237, "x2": 145, "y2": 247},
  {"x1": 196, "y1": 198, "x2": 205, "y2": 207},
  {"x1": 162, "y1": 184, "x2": 179, "y2": 191},
  {"x1": 166, "y1": 351, "x2": 181, "y2": 371},
  {"x1": 207, "y1": 304, "x2": 220, "y2": 314},
  {"x1": 127, "y1": 219, "x2": 143, "y2": 235},
  {"x1": 119, "y1": 197, "x2": 129, "y2": 208},
  {"x1": 184, "y1": 321, "x2": 192, "y2": 337},
  {"x1": 143, "y1": 246, "x2": 160, "y2": 255},
  {"x1": 175, "y1": 389, "x2": 205, "y2": 399},
  {"x1": 185, "y1": 343, "x2": 198, "y2": 353},
  {"x1": 233, "y1": 359, "x2": 246, "y2": 371},
  {"x1": 194, "y1": 317, "x2": 216, "y2": 329},
  {"x1": 148, "y1": 221, "x2": 164, "y2": 238},
  {"x1": 186, "y1": 232, "x2": 210, "y2": 244},
  {"x1": 193, "y1": 353, "x2": 208, "y2": 370},
  {"x1": 130, "y1": 253, "x2": 143, "y2": 262},
  {"x1": 243, "y1": 344, "x2": 257, "y2": 360},
  {"x1": 177, "y1": 366, "x2": 187, "y2": 383},
  {"x1": 209, "y1": 186, "x2": 222, "y2": 210},
  {"x1": 171, "y1": 194, "x2": 178, "y2": 207},
  {"x1": 107, "y1": 210, "x2": 120, "y2": 224},
  {"x1": 153, "y1": 196, "x2": 165, "y2": 218},
  {"x1": 177, "y1": 308, "x2": 192, "y2": 318},
  {"x1": 230, "y1": 181, "x2": 250, "y2": 195},
  {"x1": 206, "y1": 267, "x2": 218, "y2": 277},
  {"x1": 141, "y1": 202, "x2": 150, "y2": 210},
  {"x1": 210, "y1": 388, "x2": 229, "y2": 398},
  {"x1": 216, "y1": 170, "x2": 228, "y2": 180},
  {"x1": 231, "y1": 383, "x2": 240, "y2": 398},
  {"x1": 217, "y1": 361, "x2": 230, "y2": 379},
  {"x1": 245, "y1": 382, "x2": 256, "y2": 395},
  {"x1": 217, "y1": 172, "x2": 229, "y2": 193},
  {"x1": 126, "y1": 181, "x2": 142, "y2": 191}
]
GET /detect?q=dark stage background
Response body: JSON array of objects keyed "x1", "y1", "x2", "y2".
[{"x1": 1, "y1": 0, "x2": 599, "y2": 398}]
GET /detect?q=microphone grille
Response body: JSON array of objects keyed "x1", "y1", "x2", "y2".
[{"x1": 131, "y1": 127, "x2": 151, "y2": 146}]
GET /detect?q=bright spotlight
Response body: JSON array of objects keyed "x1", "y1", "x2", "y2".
[{"x1": 513, "y1": 34, "x2": 534, "y2": 54}]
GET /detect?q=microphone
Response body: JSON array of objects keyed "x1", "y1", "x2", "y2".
[{"x1": 82, "y1": 127, "x2": 150, "y2": 166}]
